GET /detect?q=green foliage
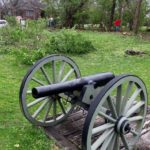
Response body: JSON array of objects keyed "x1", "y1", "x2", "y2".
[
  {"x1": 44, "y1": 0, "x2": 89, "y2": 27},
  {"x1": 27, "y1": 19, "x2": 47, "y2": 32},
  {"x1": 42, "y1": 0, "x2": 149, "y2": 31},
  {"x1": 15, "y1": 48, "x2": 35, "y2": 65},
  {"x1": 140, "y1": 0, "x2": 149, "y2": 26},
  {"x1": 4, "y1": 16, "x2": 17, "y2": 26},
  {"x1": 88, "y1": 7, "x2": 100, "y2": 24},
  {"x1": 1, "y1": 19, "x2": 47, "y2": 45},
  {"x1": 74, "y1": 9, "x2": 89, "y2": 25},
  {"x1": 14, "y1": 29, "x2": 95, "y2": 65},
  {"x1": 49, "y1": 29, "x2": 95, "y2": 54},
  {"x1": 1, "y1": 19, "x2": 95, "y2": 65},
  {"x1": 97, "y1": 0, "x2": 112, "y2": 30},
  {"x1": 10, "y1": 28, "x2": 28, "y2": 43}
]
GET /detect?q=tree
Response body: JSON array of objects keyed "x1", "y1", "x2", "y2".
[
  {"x1": 95, "y1": 0, "x2": 112, "y2": 31},
  {"x1": 42, "y1": 0, "x2": 59, "y2": 17},
  {"x1": 60, "y1": 0, "x2": 88, "y2": 28},
  {"x1": 133, "y1": 0, "x2": 143, "y2": 34},
  {"x1": 108, "y1": 0, "x2": 117, "y2": 31},
  {"x1": 1, "y1": 0, "x2": 19, "y2": 15},
  {"x1": 42, "y1": 0, "x2": 89, "y2": 28}
]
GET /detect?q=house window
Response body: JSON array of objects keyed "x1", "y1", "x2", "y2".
[{"x1": 26, "y1": 10, "x2": 34, "y2": 17}]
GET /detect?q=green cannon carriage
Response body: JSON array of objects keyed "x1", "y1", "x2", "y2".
[{"x1": 19, "y1": 54, "x2": 148, "y2": 150}]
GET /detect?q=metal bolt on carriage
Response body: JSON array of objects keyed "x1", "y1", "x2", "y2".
[{"x1": 19, "y1": 54, "x2": 148, "y2": 150}]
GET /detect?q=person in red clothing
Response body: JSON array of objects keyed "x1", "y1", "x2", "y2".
[{"x1": 114, "y1": 19, "x2": 121, "y2": 32}]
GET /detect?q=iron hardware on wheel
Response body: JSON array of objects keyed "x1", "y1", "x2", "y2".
[{"x1": 19, "y1": 54, "x2": 148, "y2": 150}]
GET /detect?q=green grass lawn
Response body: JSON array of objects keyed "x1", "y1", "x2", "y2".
[{"x1": 0, "y1": 31, "x2": 150, "y2": 150}]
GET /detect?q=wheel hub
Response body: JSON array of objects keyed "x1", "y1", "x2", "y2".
[{"x1": 115, "y1": 116, "x2": 131, "y2": 134}]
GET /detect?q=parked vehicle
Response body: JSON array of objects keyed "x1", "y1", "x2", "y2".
[{"x1": 0, "y1": 20, "x2": 8, "y2": 28}]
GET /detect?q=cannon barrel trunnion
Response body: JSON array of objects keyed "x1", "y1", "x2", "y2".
[{"x1": 19, "y1": 54, "x2": 148, "y2": 150}]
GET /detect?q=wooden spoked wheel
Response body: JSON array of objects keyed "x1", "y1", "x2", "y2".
[
  {"x1": 19, "y1": 54, "x2": 81, "y2": 126},
  {"x1": 82, "y1": 75, "x2": 147, "y2": 150}
]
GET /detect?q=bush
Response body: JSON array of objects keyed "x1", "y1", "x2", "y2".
[
  {"x1": 10, "y1": 27, "x2": 28, "y2": 43},
  {"x1": 5, "y1": 16, "x2": 17, "y2": 26},
  {"x1": 15, "y1": 30, "x2": 95, "y2": 65},
  {"x1": 16, "y1": 30, "x2": 95, "y2": 65},
  {"x1": 15, "y1": 47, "x2": 49, "y2": 65},
  {"x1": 47, "y1": 29, "x2": 96, "y2": 54},
  {"x1": 1, "y1": 19, "x2": 47, "y2": 45},
  {"x1": 1, "y1": 18, "x2": 96, "y2": 65}
]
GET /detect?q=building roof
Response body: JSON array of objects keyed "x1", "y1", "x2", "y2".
[
  {"x1": 16, "y1": 0, "x2": 44, "y2": 9},
  {"x1": 5, "y1": 0, "x2": 45, "y2": 10}
]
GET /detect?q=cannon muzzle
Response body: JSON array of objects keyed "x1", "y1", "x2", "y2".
[{"x1": 32, "y1": 72, "x2": 115, "y2": 98}]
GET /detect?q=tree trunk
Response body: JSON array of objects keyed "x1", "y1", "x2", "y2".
[
  {"x1": 63, "y1": 1, "x2": 85, "y2": 28},
  {"x1": 108, "y1": 0, "x2": 116, "y2": 31},
  {"x1": 129, "y1": 19, "x2": 133, "y2": 31},
  {"x1": 133, "y1": 0, "x2": 143, "y2": 34},
  {"x1": 64, "y1": 14, "x2": 74, "y2": 28},
  {"x1": 118, "y1": 0, "x2": 125, "y2": 22}
]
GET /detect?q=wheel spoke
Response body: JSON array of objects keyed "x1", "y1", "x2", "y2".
[
  {"x1": 92, "y1": 123, "x2": 114, "y2": 135},
  {"x1": 32, "y1": 99, "x2": 49, "y2": 118},
  {"x1": 107, "y1": 96, "x2": 118, "y2": 119},
  {"x1": 43, "y1": 100, "x2": 53, "y2": 122},
  {"x1": 27, "y1": 90, "x2": 32, "y2": 94},
  {"x1": 52, "y1": 61, "x2": 56, "y2": 83},
  {"x1": 40, "y1": 66, "x2": 52, "y2": 84},
  {"x1": 130, "y1": 129, "x2": 139, "y2": 136},
  {"x1": 126, "y1": 101, "x2": 144, "y2": 117},
  {"x1": 61, "y1": 69, "x2": 74, "y2": 82},
  {"x1": 121, "y1": 81, "x2": 133, "y2": 114},
  {"x1": 128, "y1": 116, "x2": 143, "y2": 122},
  {"x1": 53, "y1": 100, "x2": 57, "y2": 121},
  {"x1": 107, "y1": 133, "x2": 117, "y2": 150},
  {"x1": 123, "y1": 88, "x2": 142, "y2": 115},
  {"x1": 100, "y1": 106, "x2": 110, "y2": 114},
  {"x1": 27, "y1": 97, "x2": 48, "y2": 108},
  {"x1": 58, "y1": 61, "x2": 66, "y2": 82},
  {"x1": 98, "y1": 111, "x2": 116, "y2": 123},
  {"x1": 32, "y1": 77, "x2": 45, "y2": 85},
  {"x1": 120, "y1": 134, "x2": 130, "y2": 150},
  {"x1": 114, "y1": 134, "x2": 120, "y2": 150},
  {"x1": 116, "y1": 85, "x2": 122, "y2": 116},
  {"x1": 101, "y1": 132, "x2": 115, "y2": 149},
  {"x1": 58, "y1": 99, "x2": 66, "y2": 114},
  {"x1": 91, "y1": 129, "x2": 113, "y2": 150}
]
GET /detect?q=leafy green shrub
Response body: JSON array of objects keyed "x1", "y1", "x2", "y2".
[
  {"x1": 1, "y1": 19, "x2": 95, "y2": 65},
  {"x1": 1, "y1": 27, "x2": 28, "y2": 45},
  {"x1": 1, "y1": 19, "x2": 47, "y2": 45},
  {"x1": 5, "y1": 16, "x2": 17, "y2": 26},
  {"x1": 0, "y1": 46, "x2": 12, "y2": 54},
  {"x1": 14, "y1": 48, "x2": 49, "y2": 65},
  {"x1": 46, "y1": 29, "x2": 96, "y2": 54},
  {"x1": 10, "y1": 28, "x2": 28, "y2": 43},
  {"x1": 13, "y1": 29, "x2": 95, "y2": 65},
  {"x1": 28, "y1": 19, "x2": 46, "y2": 30}
]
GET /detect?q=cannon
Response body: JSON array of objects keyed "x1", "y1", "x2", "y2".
[{"x1": 20, "y1": 54, "x2": 148, "y2": 150}]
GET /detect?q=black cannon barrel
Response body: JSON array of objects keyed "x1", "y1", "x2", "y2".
[{"x1": 32, "y1": 72, "x2": 115, "y2": 98}]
